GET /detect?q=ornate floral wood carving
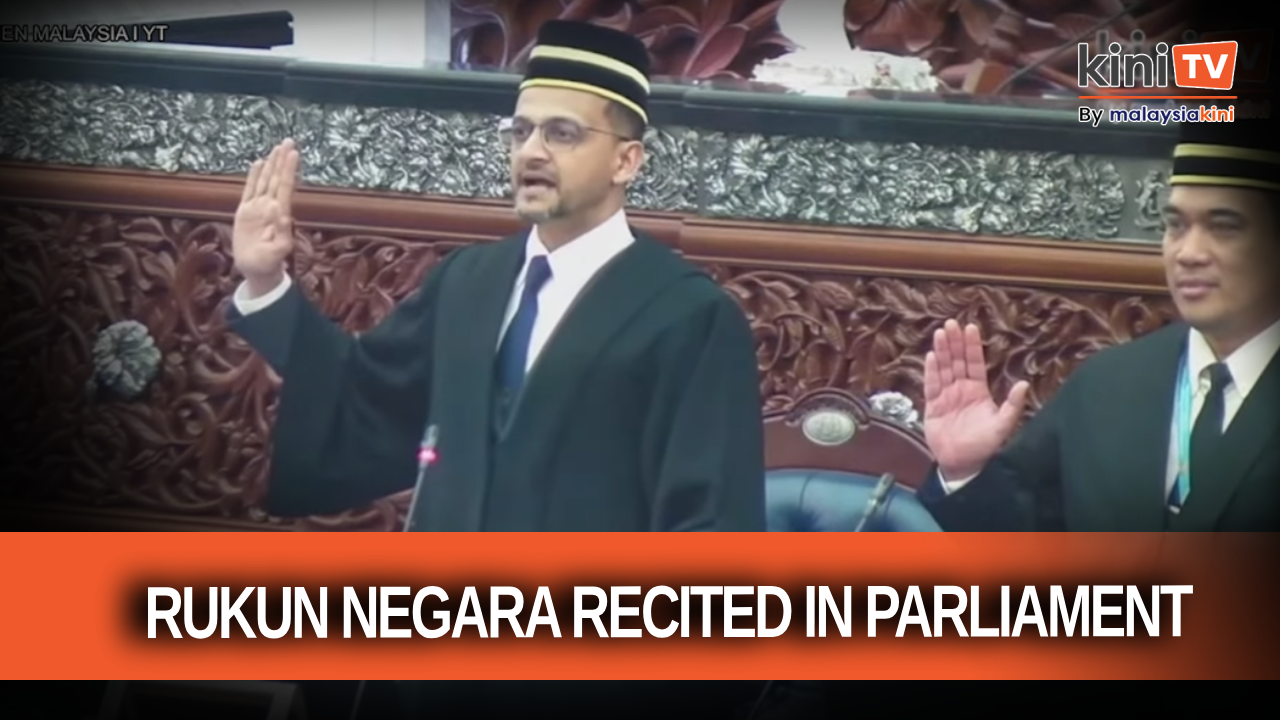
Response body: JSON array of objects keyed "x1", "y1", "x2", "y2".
[
  {"x1": 710, "y1": 266, "x2": 1177, "y2": 416},
  {"x1": 451, "y1": 0, "x2": 797, "y2": 79},
  {"x1": 447, "y1": 0, "x2": 1194, "y2": 93},
  {"x1": 844, "y1": 0, "x2": 1191, "y2": 94},
  {"x1": 0, "y1": 166, "x2": 1178, "y2": 531},
  {"x1": 0, "y1": 208, "x2": 457, "y2": 531}
]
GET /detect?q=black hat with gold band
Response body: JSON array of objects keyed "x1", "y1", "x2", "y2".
[
  {"x1": 1170, "y1": 117, "x2": 1280, "y2": 194},
  {"x1": 520, "y1": 20, "x2": 651, "y2": 126}
]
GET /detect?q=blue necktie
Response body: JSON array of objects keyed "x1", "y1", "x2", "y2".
[
  {"x1": 1171, "y1": 362, "x2": 1231, "y2": 510},
  {"x1": 496, "y1": 255, "x2": 552, "y2": 398}
]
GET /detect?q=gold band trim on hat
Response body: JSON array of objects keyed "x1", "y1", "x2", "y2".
[
  {"x1": 1174, "y1": 143, "x2": 1280, "y2": 165},
  {"x1": 1170, "y1": 174, "x2": 1280, "y2": 192},
  {"x1": 519, "y1": 78, "x2": 648, "y2": 124},
  {"x1": 530, "y1": 45, "x2": 650, "y2": 92}
]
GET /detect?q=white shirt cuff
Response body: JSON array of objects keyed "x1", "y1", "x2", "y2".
[
  {"x1": 938, "y1": 470, "x2": 979, "y2": 495},
  {"x1": 233, "y1": 273, "x2": 292, "y2": 315}
]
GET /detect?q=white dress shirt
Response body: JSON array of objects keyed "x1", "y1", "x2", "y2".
[
  {"x1": 938, "y1": 318, "x2": 1280, "y2": 496},
  {"x1": 494, "y1": 209, "x2": 634, "y2": 369},
  {"x1": 233, "y1": 209, "x2": 636, "y2": 371}
]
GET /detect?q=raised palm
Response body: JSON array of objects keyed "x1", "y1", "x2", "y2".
[
  {"x1": 923, "y1": 319, "x2": 1030, "y2": 479},
  {"x1": 232, "y1": 139, "x2": 300, "y2": 292}
]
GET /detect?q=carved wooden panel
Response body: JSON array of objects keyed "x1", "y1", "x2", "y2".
[
  {"x1": 715, "y1": 265, "x2": 1176, "y2": 415},
  {"x1": 845, "y1": 0, "x2": 1191, "y2": 95},
  {"x1": 0, "y1": 207, "x2": 461, "y2": 531},
  {"x1": 447, "y1": 0, "x2": 1196, "y2": 93},
  {"x1": 0, "y1": 165, "x2": 1177, "y2": 530},
  {"x1": 450, "y1": 0, "x2": 796, "y2": 80}
]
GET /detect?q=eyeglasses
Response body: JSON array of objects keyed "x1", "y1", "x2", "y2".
[{"x1": 498, "y1": 116, "x2": 633, "y2": 151}]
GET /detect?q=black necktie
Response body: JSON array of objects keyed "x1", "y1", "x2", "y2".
[{"x1": 1175, "y1": 362, "x2": 1232, "y2": 509}]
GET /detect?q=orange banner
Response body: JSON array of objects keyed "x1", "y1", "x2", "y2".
[{"x1": 1, "y1": 532, "x2": 1277, "y2": 680}]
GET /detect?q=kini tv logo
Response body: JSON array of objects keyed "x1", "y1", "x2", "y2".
[{"x1": 1077, "y1": 29, "x2": 1272, "y2": 95}]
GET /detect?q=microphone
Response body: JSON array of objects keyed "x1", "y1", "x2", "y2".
[
  {"x1": 349, "y1": 430, "x2": 436, "y2": 717},
  {"x1": 988, "y1": 0, "x2": 1152, "y2": 95},
  {"x1": 853, "y1": 473, "x2": 896, "y2": 532},
  {"x1": 402, "y1": 424, "x2": 439, "y2": 532}
]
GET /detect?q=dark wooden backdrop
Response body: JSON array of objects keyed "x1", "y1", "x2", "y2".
[
  {"x1": 0, "y1": 163, "x2": 1176, "y2": 531},
  {"x1": 448, "y1": 0, "x2": 1190, "y2": 94}
]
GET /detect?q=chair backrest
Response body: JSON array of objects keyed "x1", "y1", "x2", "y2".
[
  {"x1": 763, "y1": 388, "x2": 934, "y2": 489},
  {"x1": 763, "y1": 389, "x2": 940, "y2": 532}
]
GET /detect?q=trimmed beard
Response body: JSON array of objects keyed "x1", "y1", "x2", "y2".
[{"x1": 514, "y1": 196, "x2": 567, "y2": 224}]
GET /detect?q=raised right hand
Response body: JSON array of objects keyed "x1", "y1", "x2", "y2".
[
  {"x1": 922, "y1": 319, "x2": 1030, "y2": 480},
  {"x1": 232, "y1": 139, "x2": 300, "y2": 297}
]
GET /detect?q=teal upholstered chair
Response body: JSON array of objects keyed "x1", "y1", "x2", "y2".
[{"x1": 763, "y1": 388, "x2": 941, "y2": 532}]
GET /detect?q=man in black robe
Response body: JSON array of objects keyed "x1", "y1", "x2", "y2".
[
  {"x1": 224, "y1": 21, "x2": 765, "y2": 532},
  {"x1": 916, "y1": 118, "x2": 1280, "y2": 531}
]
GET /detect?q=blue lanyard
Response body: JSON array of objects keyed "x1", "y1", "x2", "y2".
[{"x1": 1173, "y1": 353, "x2": 1194, "y2": 496}]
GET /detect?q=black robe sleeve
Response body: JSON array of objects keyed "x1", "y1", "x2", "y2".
[
  {"x1": 226, "y1": 252, "x2": 460, "y2": 517},
  {"x1": 917, "y1": 375, "x2": 1069, "y2": 531},
  {"x1": 643, "y1": 289, "x2": 767, "y2": 532}
]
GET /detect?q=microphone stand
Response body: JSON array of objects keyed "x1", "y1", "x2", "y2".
[
  {"x1": 746, "y1": 473, "x2": 896, "y2": 718},
  {"x1": 347, "y1": 426, "x2": 438, "y2": 720},
  {"x1": 854, "y1": 473, "x2": 896, "y2": 533},
  {"x1": 402, "y1": 424, "x2": 439, "y2": 532}
]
